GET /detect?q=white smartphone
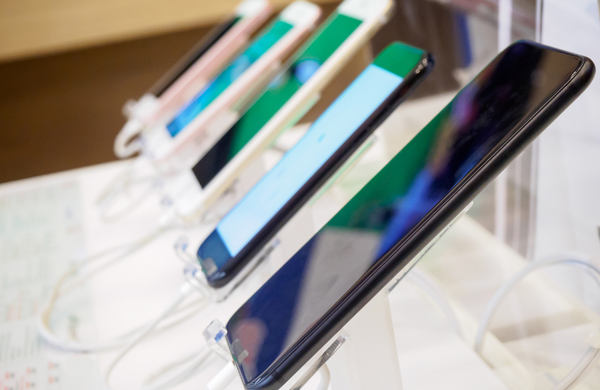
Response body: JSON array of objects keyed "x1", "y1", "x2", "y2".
[
  {"x1": 114, "y1": 0, "x2": 273, "y2": 158},
  {"x1": 163, "y1": 0, "x2": 395, "y2": 219},
  {"x1": 141, "y1": 1, "x2": 322, "y2": 172}
]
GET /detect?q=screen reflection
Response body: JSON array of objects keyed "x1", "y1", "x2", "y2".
[{"x1": 226, "y1": 42, "x2": 581, "y2": 385}]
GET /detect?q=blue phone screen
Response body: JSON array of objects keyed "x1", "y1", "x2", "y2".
[{"x1": 216, "y1": 64, "x2": 404, "y2": 257}]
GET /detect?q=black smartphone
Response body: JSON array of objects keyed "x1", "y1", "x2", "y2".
[
  {"x1": 224, "y1": 41, "x2": 595, "y2": 390},
  {"x1": 196, "y1": 42, "x2": 434, "y2": 288}
]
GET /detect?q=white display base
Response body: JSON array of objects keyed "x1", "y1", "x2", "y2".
[
  {"x1": 212, "y1": 206, "x2": 472, "y2": 390},
  {"x1": 326, "y1": 297, "x2": 403, "y2": 390}
]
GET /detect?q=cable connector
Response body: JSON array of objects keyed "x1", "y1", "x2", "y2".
[
  {"x1": 174, "y1": 235, "x2": 197, "y2": 265},
  {"x1": 115, "y1": 119, "x2": 144, "y2": 158},
  {"x1": 116, "y1": 94, "x2": 159, "y2": 158},
  {"x1": 203, "y1": 320, "x2": 232, "y2": 362}
]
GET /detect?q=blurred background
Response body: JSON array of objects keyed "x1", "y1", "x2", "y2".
[{"x1": 0, "y1": 0, "x2": 537, "y2": 184}]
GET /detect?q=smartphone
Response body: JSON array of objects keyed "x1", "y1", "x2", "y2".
[
  {"x1": 144, "y1": 1, "x2": 321, "y2": 169},
  {"x1": 115, "y1": 0, "x2": 273, "y2": 158},
  {"x1": 224, "y1": 41, "x2": 595, "y2": 390},
  {"x1": 196, "y1": 42, "x2": 433, "y2": 288},
  {"x1": 163, "y1": 0, "x2": 395, "y2": 218},
  {"x1": 150, "y1": 0, "x2": 272, "y2": 100}
]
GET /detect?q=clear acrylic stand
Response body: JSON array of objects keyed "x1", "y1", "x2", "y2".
[{"x1": 203, "y1": 203, "x2": 472, "y2": 390}]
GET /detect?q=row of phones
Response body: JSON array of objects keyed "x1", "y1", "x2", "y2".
[
  {"x1": 218, "y1": 41, "x2": 594, "y2": 390},
  {"x1": 113, "y1": 0, "x2": 395, "y2": 222},
  {"x1": 112, "y1": 1, "x2": 595, "y2": 389}
]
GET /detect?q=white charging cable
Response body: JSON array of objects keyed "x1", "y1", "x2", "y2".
[
  {"x1": 406, "y1": 266, "x2": 464, "y2": 340},
  {"x1": 96, "y1": 157, "x2": 164, "y2": 223},
  {"x1": 315, "y1": 364, "x2": 331, "y2": 390},
  {"x1": 142, "y1": 348, "x2": 213, "y2": 390},
  {"x1": 114, "y1": 119, "x2": 145, "y2": 158},
  {"x1": 206, "y1": 358, "x2": 331, "y2": 390},
  {"x1": 105, "y1": 93, "x2": 164, "y2": 221},
  {"x1": 475, "y1": 252, "x2": 600, "y2": 390},
  {"x1": 207, "y1": 361, "x2": 239, "y2": 390},
  {"x1": 37, "y1": 211, "x2": 194, "y2": 352},
  {"x1": 103, "y1": 283, "x2": 214, "y2": 390},
  {"x1": 115, "y1": 94, "x2": 160, "y2": 158}
]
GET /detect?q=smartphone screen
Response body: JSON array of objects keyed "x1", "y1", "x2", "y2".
[
  {"x1": 151, "y1": 17, "x2": 241, "y2": 98},
  {"x1": 197, "y1": 43, "x2": 427, "y2": 285},
  {"x1": 225, "y1": 42, "x2": 584, "y2": 387},
  {"x1": 166, "y1": 18, "x2": 294, "y2": 137},
  {"x1": 191, "y1": 11, "x2": 363, "y2": 188}
]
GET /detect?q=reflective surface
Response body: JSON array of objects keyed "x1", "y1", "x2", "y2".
[
  {"x1": 196, "y1": 42, "x2": 425, "y2": 282},
  {"x1": 191, "y1": 12, "x2": 362, "y2": 187},
  {"x1": 216, "y1": 64, "x2": 403, "y2": 257},
  {"x1": 225, "y1": 42, "x2": 582, "y2": 385},
  {"x1": 5, "y1": 0, "x2": 600, "y2": 389}
]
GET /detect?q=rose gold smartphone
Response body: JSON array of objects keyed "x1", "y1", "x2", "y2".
[{"x1": 115, "y1": 0, "x2": 273, "y2": 158}]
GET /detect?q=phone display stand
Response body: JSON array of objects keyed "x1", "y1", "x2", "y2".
[
  {"x1": 182, "y1": 133, "x2": 383, "y2": 302},
  {"x1": 176, "y1": 232, "x2": 280, "y2": 302},
  {"x1": 319, "y1": 292, "x2": 404, "y2": 390},
  {"x1": 202, "y1": 203, "x2": 472, "y2": 390}
]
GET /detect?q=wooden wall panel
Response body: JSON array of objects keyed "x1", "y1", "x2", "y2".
[
  {"x1": 0, "y1": 26, "x2": 213, "y2": 184},
  {"x1": 0, "y1": 0, "x2": 338, "y2": 62}
]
